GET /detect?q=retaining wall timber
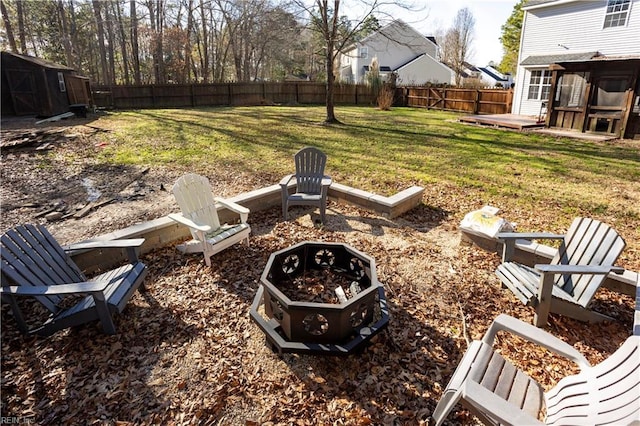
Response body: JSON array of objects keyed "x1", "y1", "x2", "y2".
[{"x1": 70, "y1": 183, "x2": 424, "y2": 273}]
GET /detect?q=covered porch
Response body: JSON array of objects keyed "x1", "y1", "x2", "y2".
[{"x1": 545, "y1": 57, "x2": 640, "y2": 140}]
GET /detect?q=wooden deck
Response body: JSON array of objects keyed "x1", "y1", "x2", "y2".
[{"x1": 459, "y1": 114, "x2": 544, "y2": 130}]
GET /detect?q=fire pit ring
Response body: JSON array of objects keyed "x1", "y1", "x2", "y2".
[{"x1": 250, "y1": 241, "x2": 389, "y2": 355}]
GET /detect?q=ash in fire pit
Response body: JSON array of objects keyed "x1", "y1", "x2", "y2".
[{"x1": 249, "y1": 241, "x2": 389, "y2": 355}]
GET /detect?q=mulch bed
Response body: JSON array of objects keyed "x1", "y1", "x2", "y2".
[{"x1": 1, "y1": 204, "x2": 635, "y2": 425}]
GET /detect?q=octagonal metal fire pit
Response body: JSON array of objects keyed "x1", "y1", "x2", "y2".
[{"x1": 250, "y1": 241, "x2": 389, "y2": 355}]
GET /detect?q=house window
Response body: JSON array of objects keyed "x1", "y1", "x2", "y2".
[
  {"x1": 57, "y1": 72, "x2": 66, "y2": 92},
  {"x1": 527, "y1": 70, "x2": 551, "y2": 101},
  {"x1": 359, "y1": 47, "x2": 368, "y2": 59},
  {"x1": 556, "y1": 72, "x2": 589, "y2": 107},
  {"x1": 603, "y1": 0, "x2": 631, "y2": 28}
]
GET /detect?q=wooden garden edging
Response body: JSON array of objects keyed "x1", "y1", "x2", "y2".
[{"x1": 69, "y1": 182, "x2": 424, "y2": 273}]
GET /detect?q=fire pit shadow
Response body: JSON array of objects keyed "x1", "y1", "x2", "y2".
[{"x1": 250, "y1": 241, "x2": 389, "y2": 355}]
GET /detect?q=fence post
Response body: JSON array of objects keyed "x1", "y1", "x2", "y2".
[
  {"x1": 506, "y1": 89, "x2": 514, "y2": 114},
  {"x1": 190, "y1": 84, "x2": 195, "y2": 107},
  {"x1": 228, "y1": 83, "x2": 232, "y2": 106},
  {"x1": 474, "y1": 89, "x2": 480, "y2": 114},
  {"x1": 151, "y1": 85, "x2": 156, "y2": 108}
]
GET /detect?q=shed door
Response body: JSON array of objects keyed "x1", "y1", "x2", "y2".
[{"x1": 5, "y1": 69, "x2": 38, "y2": 115}]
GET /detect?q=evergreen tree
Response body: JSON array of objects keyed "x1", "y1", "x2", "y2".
[{"x1": 499, "y1": 0, "x2": 525, "y2": 76}]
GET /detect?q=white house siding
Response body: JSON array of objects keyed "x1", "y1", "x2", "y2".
[
  {"x1": 513, "y1": 67, "x2": 551, "y2": 115},
  {"x1": 338, "y1": 20, "x2": 444, "y2": 84},
  {"x1": 396, "y1": 56, "x2": 455, "y2": 85},
  {"x1": 512, "y1": 0, "x2": 640, "y2": 115}
]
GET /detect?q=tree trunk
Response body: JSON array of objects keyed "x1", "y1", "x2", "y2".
[
  {"x1": 16, "y1": 0, "x2": 26, "y2": 54},
  {"x1": 199, "y1": 0, "x2": 209, "y2": 82},
  {"x1": 184, "y1": 0, "x2": 193, "y2": 83},
  {"x1": 92, "y1": 0, "x2": 109, "y2": 84},
  {"x1": 130, "y1": 0, "x2": 141, "y2": 84},
  {"x1": 104, "y1": 3, "x2": 116, "y2": 84},
  {"x1": 113, "y1": 1, "x2": 130, "y2": 84},
  {"x1": 0, "y1": 0, "x2": 17, "y2": 52},
  {"x1": 57, "y1": 0, "x2": 74, "y2": 68}
]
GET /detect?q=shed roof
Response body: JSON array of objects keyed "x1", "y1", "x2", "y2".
[{"x1": 1, "y1": 51, "x2": 74, "y2": 71}]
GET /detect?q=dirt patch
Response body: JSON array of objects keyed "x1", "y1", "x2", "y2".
[{"x1": 1, "y1": 116, "x2": 637, "y2": 425}]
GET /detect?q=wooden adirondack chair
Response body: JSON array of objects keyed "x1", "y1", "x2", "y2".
[
  {"x1": 495, "y1": 217, "x2": 626, "y2": 326},
  {"x1": 0, "y1": 224, "x2": 147, "y2": 336},
  {"x1": 169, "y1": 173, "x2": 250, "y2": 267},
  {"x1": 432, "y1": 314, "x2": 640, "y2": 426},
  {"x1": 280, "y1": 146, "x2": 332, "y2": 223}
]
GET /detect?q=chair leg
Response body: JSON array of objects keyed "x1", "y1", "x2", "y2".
[
  {"x1": 281, "y1": 188, "x2": 289, "y2": 220},
  {"x1": 431, "y1": 388, "x2": 463, "y2": 426},
  {"x1": 320, "y1": 202, "x2": 326, "y2": 223}
]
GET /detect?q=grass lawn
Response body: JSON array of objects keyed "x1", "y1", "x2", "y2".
[{"x1": 92, "y1": 105, "x2": 640, "y2": 270}]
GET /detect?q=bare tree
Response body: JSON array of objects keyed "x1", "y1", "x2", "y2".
[
  {"x1": 92, "y1": 0, "x2": 110, "y2": 84},
  {"x1": 16, "y1": 0, "x2": 26, "y2": 54},
  {"x1": 130, "y1": 0, "x2": 142, "y2": 84},
  {"x1": 442, "y1": 7, "x2": 475, "y2": 86},
  {"x1": 0, "y1": 0, "x2": 17, "y2": 52},
  {"x1": 296, "y1": 0, "x2": 418, "y2": 124}
]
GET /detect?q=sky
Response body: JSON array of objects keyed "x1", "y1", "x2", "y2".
[{"x1": 382, "y1": 0, "x2": 520, "y2": 66}]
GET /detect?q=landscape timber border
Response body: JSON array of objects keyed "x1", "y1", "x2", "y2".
[{"x1": 68, "y1": 182, "x2": 424, "y2": 272}]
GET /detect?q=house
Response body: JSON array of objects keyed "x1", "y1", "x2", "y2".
[
  {"x1": 1, "y1": 51, "x2": 92, "y2": 117},
  {"x1": 477, "y1": 65, "x2": 513, "y2": 88},
  {"x1": 512, "y1": 0, "x2": 640, "y2": 139},
  {"x1": 338, "y1": 20, "x2": 455, "y2": 86}
]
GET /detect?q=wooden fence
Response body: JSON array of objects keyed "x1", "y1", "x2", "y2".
[
  {"x1": 401, "y1": 87, "x2": 513, "y2": 115},
  {"x1": 91, "y1": 82, "x2": 513, "y2": 115},
  {"x1": 92, "y1": 82, "x2": 376, "y2": 109}
]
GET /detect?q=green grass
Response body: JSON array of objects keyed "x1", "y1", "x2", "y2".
[{"x1": 90, "y1": 105, "x2": 640, "y2": 264}]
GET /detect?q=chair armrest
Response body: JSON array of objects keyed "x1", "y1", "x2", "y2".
[
  {"x1": 482, "y1": 314, "x2": 590, "y2": 369},
  {"x1": 321, "y1": 176, "x2": 332, "y2": 187},
  {"x1": 65, "y1": 239, "x2": 145, "y2": 251},
  {"x1": 461, "y1": 380, "x2": 544, "y2": 426},
  {"x1": 535, "y1": 264, "x2": 625, "y2": 275},
  {"x1": 168, "y1": 213, "x2": 212, "y2": 232},
  {"x1": 64, "y1": 239, "x2": 145, "y2": 263},
  {"x1": 496, "y1": 232, "x2": 564, "y2": 241},
  {"x1": 279, "y1": 174, "x2": 294, "y2": 187},
  {"x1": 1, "y1": 281, "x2": 110, "y2": 296},
  {"x1": 214, "y1": 197, "x2": 250, "y2": 224},
  {"x1": 498, "y1": 232, "x2": 565, "y2": 262}
]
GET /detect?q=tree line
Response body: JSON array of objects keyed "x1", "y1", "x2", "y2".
[{"x1": 0, "y1": 0, "x2": 344, "y2": 85}]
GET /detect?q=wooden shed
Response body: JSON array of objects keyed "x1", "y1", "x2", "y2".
[
  {"x1": 1, "y1": 51, "x2": 92, "y2": 117},
  {"x1": 545, "y1": 56, "x2": 640, "y2": 140}
]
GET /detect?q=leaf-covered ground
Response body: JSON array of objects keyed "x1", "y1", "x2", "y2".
[
  {"x1": 1, "y1": 204, "x2": 635, "y2": 425},
  {"x1": 1, "y1": 116, "x2": 637, "y2": 424}
]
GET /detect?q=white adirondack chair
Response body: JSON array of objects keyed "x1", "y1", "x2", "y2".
[
  {"x1": 432, "y1": 313, "x2": 640, "y2": 426},
  {"x1": 169, "y1": 174, "x2": 250, "y2": 267},
  {"x1": 495, "y1": 217, "x2": 626, "y2": 326}
]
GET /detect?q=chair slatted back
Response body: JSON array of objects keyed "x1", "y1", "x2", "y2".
[
  {"x1": 172, "y1": 173, "x2": 221, "y2": 238},
  {"x1": 294, "y1": 147, "x2": 327, "y2": 195},
  {"x1": 545, "y1": 335, "x2": 640, "y2": 425},
  {"x1": 1, "y1": 224, "x2": 85, "y2": 313},
  {"x1": 553, "y1": 217, "x2": 626, "y2": 306}
]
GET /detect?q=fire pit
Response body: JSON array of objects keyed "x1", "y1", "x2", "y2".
[{"x1": 250, "y1": 241, "x2": 389, "y2": 355}]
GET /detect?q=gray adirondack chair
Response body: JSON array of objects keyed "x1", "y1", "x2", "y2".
[
  {"x1": 495, "y1": 217, "x2": 626, "y2": 327},
  {"x1": 432, "y1": 314, "x2": 640, "y2": 426},
  {"x1": 280, "y1": 147, "x2": 332, "y2": 223},
  {"x1": 169, "y1": 173, "x2": 250, "y2": 267},
  {"x1": 0, "y1": 224, "x2": 147, "y2": 336}
]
